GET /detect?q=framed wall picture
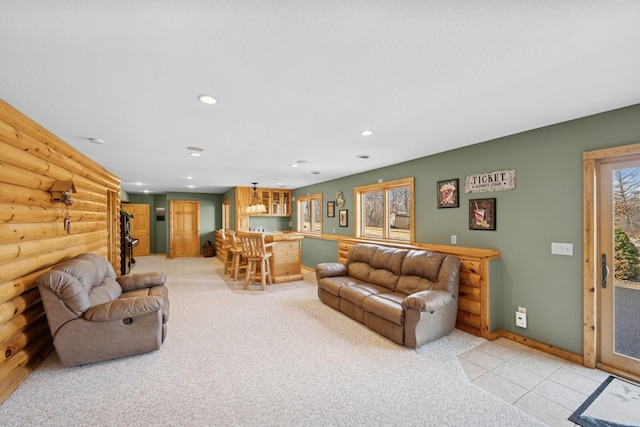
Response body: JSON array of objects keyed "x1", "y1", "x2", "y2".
[
  {"x1": 339, "y1": 209, "x2": 348, "y2": 227},
  {"x1": 327, "y1": 201, "x2": 335, "y2": 217},
  {"x1": 155, "y1": 207, "x2": 165, "y2": 221},
  {"x1": 469, "y1": 198, "x2": 496, "y2": 230},
  {"x1": 437, "y1": 178, "x2": 459, "y2": 208}
]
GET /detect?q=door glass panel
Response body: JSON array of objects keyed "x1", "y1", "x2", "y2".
[{"x1": 612, "y1": 166, "x2": 640, "y2": 360}]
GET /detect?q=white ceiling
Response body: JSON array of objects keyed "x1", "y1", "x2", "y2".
[{"x1": 2, "y1": 1, "x2": 640, "y2": 194}]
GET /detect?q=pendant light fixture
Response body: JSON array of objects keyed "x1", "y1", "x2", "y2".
[{"x1": 246, "y1": 182, "x2": 267, "y2": 214}]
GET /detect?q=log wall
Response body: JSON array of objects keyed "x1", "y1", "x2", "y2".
[
  {"x1": 337, "y1": 238, "x2": 500, "y2": 339},
  {"x1": 0, "y1": 99, "x2": 121, "y2": 403}
]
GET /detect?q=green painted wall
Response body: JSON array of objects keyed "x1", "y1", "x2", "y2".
[
  {"x1": 293, "y1": 103, "x2": 640, "y2": 355},
  {"x1": 129, "y1": 192, "x2": 221, "y2": 256}
]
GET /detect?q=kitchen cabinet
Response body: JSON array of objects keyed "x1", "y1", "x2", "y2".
[
  {"x1": 237, "y1": 187, "x2": 291, "y2": 217},
  {"x1": 270, "y1": 190, "x2": 291, "y2": 216},
  {"x1": 234, "y1": 187, "x2": 291, "y2": 231}
]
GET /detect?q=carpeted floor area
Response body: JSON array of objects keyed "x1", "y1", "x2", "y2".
[{"x1": 0, "y1": 256, "x2": 546, "y2": 426}]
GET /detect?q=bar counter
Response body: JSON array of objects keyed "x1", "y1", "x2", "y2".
[{"x1": 263, "y1": 232, "x2": 304, "y2": 283}]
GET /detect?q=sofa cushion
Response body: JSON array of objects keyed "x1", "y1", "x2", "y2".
[
  {"x1": 54, "y1": 258, "x2": 107, "y2": 292},
  {"x1": 88, "y1": 277, "x2": 122, "y2": 306},
  {"x1": 368, "y1": 268, "x2": 401, "y2": 291},
  {"x1": 370, "y1": 246, "x2": 406, "y2": 275},
  {"x1": 404, "y1": 250, "x2": 444, "y2": 278},
  {"x1": 347, "y1": 244, "x2": 407, "y2": 291},
  {"x1": 396, "y1": 275, "x2": 435, "y2": 296},
  {"x1": 340, "y1": 284, "x2": 387, "y2": 307},
  {"x1": 37, "y1": 270, "x2": 91, "y2": 316},
  {"x1": 362, "y1": 293, "x2": 405, "y2": 325},
  {"x1": 348, "y1": 261, "x2": 372, "y2": 283},
  {"x1": 318, "y1": 276, "x2": 366, "y2": 297},
  {"x1": 122, "y1": 285, "x2": 170, "y2": 323}
]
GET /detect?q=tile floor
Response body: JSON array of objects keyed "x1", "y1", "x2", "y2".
[{"x1": 459, "y1": 338, "x2": 613, "y2": 426}]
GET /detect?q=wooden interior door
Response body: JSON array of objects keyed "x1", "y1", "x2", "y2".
[
  {"x1": 169, "y1": 200, "x2": 200, "y2": 258},
  {"x1": 127, "y1": 204, "x2": 150, "y2": 256},
  {"x1": 235, "y1": 187, "x2": 250, "y2": 231}
]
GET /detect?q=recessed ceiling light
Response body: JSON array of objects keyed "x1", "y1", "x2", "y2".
[
  {"x1": 197, "y1": 94, "x2": 218, "y2": 104},
  {"x1": 89, "y1": 137, "x2": 105, "y2": 144},
  {"x1": 190, "y1": 152, "x2": 201, "y2": 157},
  {"x1": 136, "y1": 182, "x2": 142, "y2": 186},
  {"x1": 356, "y1": 154, "x2": 370, "y2": 159},
  {"x1": 187, "y1": 176, "x2": 193, "y2": 180},
  {"x1": 360, "y1": 130, "x2": 373, "y2": 136},
  {"x1": 289, "y1": 164, "x2": 298, "y2": 168}
]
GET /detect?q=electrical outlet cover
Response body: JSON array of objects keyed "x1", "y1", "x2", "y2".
[{"x1": 516, "y1": 312, "x2": 527, "y2": 328}]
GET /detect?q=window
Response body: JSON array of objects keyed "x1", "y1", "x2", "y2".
[
  {"x1": 355, "y1": 177, "x2": 414, "y2": 242},
  {"x1": 297, "y1": 193, "x2": 322, "y2": 234}
]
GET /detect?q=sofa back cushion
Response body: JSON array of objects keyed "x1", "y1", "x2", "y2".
[
  {"x1": 396, "y1": 250, "x2": 446, "y2": 295},
  {"x1": 37, "y1": 254, "x2": 122, "y2": 316},
  {"x1": 347, "y1": 244, "x2": 407, "y2": 291}
]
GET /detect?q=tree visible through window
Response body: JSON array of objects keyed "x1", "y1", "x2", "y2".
[{"x1": 356, "y1": 178, "x2": 414, "y2": 241}]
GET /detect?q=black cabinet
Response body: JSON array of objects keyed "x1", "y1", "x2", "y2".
[{"x1": 120, "y1": 212, "x2": 138, "y2": 275}]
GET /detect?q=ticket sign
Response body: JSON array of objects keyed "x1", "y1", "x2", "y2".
[{"x1": 465, "y1": 169, "x2": 516, "y2": 193}]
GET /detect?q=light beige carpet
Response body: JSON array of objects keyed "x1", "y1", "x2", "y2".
[{"x1": 0, "y1": 256, "x2": 545, "y2": 426}]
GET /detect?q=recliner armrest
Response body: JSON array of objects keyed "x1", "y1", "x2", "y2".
[
  {"x1": 315, "y1": 262, "x2": 348, "y2": 279},
  {"x1": 117, "y1": 272, "x2": 166, "y2": 292},
  {"x1": 401, "y1": 290, "x2": 454, "y2": 313},
  {"x1": 84, "y1": 296, "x2": 164, "y2": 321}
]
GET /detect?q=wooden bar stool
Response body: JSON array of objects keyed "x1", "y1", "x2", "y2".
[
  {"x1": 238, "y1": 232, "x2": 273, "y2": 290},
  {"x1": 221, "y1": 229, "x2": 233, "y2": 275},
  {"x1": 227, "y1": 232, "x2": 247, "y2": 281}
]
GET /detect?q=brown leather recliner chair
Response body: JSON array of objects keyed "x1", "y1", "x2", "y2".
[{"x1": 36, "y1": 253, "x2": 169, "y2": 366}]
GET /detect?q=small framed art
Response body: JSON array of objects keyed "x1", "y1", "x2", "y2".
[
  {"x1": 469, "y1": 198, "x2": 496, "y2": 230},
  {"x1": 339, "y1": 209, "x2": 348, "y2": 227},
  {"x1": 437, "y1": 179, "x2": 459, "y2": 208},
  {"x1": 327, "y1": 201, "x2": 335, "y2": 217}
]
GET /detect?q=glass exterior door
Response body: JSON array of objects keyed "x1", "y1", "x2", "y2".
[{"x1": 599, "y1": 158, "x2": 640, "y2": 378}]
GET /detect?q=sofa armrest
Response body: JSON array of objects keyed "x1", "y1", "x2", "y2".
[
  {"x1": 117, "y1": 272, "x2": 166, "y2": 292},
  {"x1": 315, "y1": 262, "x2": 348, "y2": 280},
  {"x1": 401, "y1": 290, "x2": 454, "y2": 313},
  {"x1": 84, "y1": 296, "x2": 164, "y2": 321}
]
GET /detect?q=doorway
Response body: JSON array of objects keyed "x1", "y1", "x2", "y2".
[
  {"x1": 584, "y1": 143, "x2": 640, "y2": 381},
  {"x1": 222, "y1": 199, "x2": 230, "y2": 230},
  {"x1": 169, "y1": 200, "x2": 201, "y2": 258}
]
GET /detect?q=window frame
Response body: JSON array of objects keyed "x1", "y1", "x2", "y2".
[
  {"x1": 354, "y1": 177, "x2": 414, "y2": 242},
  {"x1": 296, "y1": 193, "x2": 323, "y2": 235}
]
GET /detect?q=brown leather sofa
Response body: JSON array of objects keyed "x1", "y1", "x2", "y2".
[
  {"x1": 36, "y1": 253, "x2": 169, "y2": 366},
  {"x1": 316, "y1": 244, "x2": 460, "y2": 348}
]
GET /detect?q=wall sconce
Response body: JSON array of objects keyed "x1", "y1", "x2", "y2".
[{"x1": 49, "y1": 180, "x2": 76, "y2": 206}]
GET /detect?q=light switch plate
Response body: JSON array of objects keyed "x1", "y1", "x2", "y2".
[{"x1": 551, "y1": 242, "x2": 573, "y2": 256}]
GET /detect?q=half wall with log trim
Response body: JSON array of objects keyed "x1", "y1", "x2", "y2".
[{"x1": 0, "y1": 100, "x2": 121, "y2": 403}]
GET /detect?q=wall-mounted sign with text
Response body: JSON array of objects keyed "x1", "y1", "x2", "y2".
[{"x1": 465, "y1": 169, "x2": 516, "y2": 193}]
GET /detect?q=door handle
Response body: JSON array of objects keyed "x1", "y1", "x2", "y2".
[{"x1": 601, "y1": 253, "x2": 609, "y2": 289}]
